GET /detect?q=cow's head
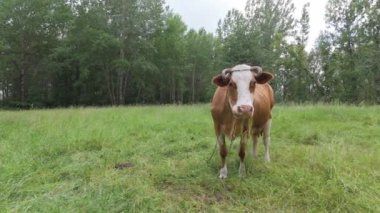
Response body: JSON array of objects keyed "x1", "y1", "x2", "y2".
[{"x1": 212, "y1": 64, "x2": 273, "y2": 119}]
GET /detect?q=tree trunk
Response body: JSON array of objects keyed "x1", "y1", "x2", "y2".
[
  {"x1": 191, "y1": 65, "x2": 195, "y2": 104},
  {"x1": 118, "y1": 48, "x2": 126, "y2": 105},
  {"x1": 171, "y1": 75, "x2": 176, "y2": 103},
  {"x1": 105, "y1": 64, "x2": 116, "y2": 105},
  {"x1": 20, "y1": 67, "x2": 25, "y2": 102},
  {"x1": 12, "y1": 60, "x2": 26, "y2": 102},
  {"x1": 123, "y1": 72, "x2": 128, "y2": 104},
  {"x1": 4, "y1": 81, "x2": 9, "y2": 98}
]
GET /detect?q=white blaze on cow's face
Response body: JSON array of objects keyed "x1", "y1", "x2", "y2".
[{"x1": 227, "y1": 64, "x2": 255, "y2": 119}]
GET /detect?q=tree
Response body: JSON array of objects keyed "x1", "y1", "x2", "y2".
[
  {"x1": 216, "y1": 0, "x2": 296, "y2": 102},
  {"x1": 280, "y1": 2, "x2": 312, "y2": 102},
  {"x1": 297, "y1": 2, "x2": 310, "y2": 46},
  {"x1": 216, "y1": 9, "x2": 250, "y2": 65},
  {"x1": 1, "y1": 0, "x2": 378, "y2": 107},
  {"x1": 155, "y1": 13, "x2": 187, "y2": 103},
  {"x1": 0, "y1": 0, "x2": 72, "y2": 105},
  {"x1": 322, "y1": 0, "x2": 379, "y2": 103},
  {"x1": 183, "y1": 29, "x2": 215, "y2": 103},
  {"x1": 105, "y1": 0, "x2": 165, "y2": 105},
  {"x1": 50, "y1": 0, "x2": 166, "y2": 106},
  {"x1": 245, "y1": 0, "x2": 296, "y2": 68}
]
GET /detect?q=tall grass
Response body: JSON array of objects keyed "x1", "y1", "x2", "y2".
[{"x1": 0, "y1": 105, "x2": 379, "y2": 212}]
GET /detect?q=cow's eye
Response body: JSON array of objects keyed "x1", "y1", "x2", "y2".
[{"x1": 250, "y1": 81, "x2": 256, "y2": 88}]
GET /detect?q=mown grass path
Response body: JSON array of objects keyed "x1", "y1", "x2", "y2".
[{"x1": 0, "y1": 105, "x2": 379, "y2": 212}]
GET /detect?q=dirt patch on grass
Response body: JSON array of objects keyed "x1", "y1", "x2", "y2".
[{"x1": 114, "y1": 162, "x2": 134, "y2": 170}]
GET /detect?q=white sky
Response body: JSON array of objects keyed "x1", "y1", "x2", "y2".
[{"x1": 165, "y1": 0, "x2": 328, "y2": 51}]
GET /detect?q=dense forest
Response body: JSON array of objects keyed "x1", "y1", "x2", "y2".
[{"x1": 0, "y1": 0, "x2": 379, "y2": 107}]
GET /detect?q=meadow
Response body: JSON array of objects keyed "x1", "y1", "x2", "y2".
[{"x1": 0, "y1": 104, "x2": 379, "y2": 212}]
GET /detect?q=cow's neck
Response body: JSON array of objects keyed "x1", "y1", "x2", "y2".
[{"x1": 229, "y1": 117, "x2": 251, "y2": 140}]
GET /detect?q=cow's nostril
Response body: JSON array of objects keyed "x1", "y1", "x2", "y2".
[{"x1": 237, "y1": 105, "x2": 253, "y2": 114}]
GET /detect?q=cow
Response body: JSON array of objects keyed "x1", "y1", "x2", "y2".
[{"x1": 211, "y1": 64, "x2": 274, "y2": 179}]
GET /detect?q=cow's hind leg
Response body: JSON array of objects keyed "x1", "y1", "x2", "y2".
[
  {"x1": 217, "y1": 134, "x2": 228, "y2": 179},
  {"x1": 263, "y1": 119, "x2": 272, "y2": 162}
]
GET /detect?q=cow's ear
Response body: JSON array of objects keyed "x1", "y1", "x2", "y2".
[
  {"x1": 255, "y1": 72, "x2": 273, "y2": 84},
  {"x1": 212, "y1": 74, "x2": 229, "y2": 87}
]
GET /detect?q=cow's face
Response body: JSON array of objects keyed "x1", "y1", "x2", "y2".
[{"x1": 212, "y1": 64, "x2": 273, "y2": 119}]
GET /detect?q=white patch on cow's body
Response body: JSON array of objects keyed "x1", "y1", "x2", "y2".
[
  {"x1": 263, "y1": 119, "x2": 272, "y2": 162},
  {"x1": 219, "y1": 165, "x2": 228, "y2": 179},
  {"x1": 230, "y1": 64, "x2": 254, "y2": 115}
]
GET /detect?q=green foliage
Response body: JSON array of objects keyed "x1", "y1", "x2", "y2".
[
  {"x1": 217, "y1": 0, "x2": 299, "y2": 101},
  {"x1": 0, "y1": 105, "x2": 379, "y2": 211},
  {"x1": 313, "y1": 0, "x2": 380, "y2": 104},
  {"x1": 184, "y1": 29, "x2": 215, "y2": 103},
  {"x1": 0, "y1": 0, "x2": 379, "y2": 106},
  {"x1": 0, "y1": 0, "x2": 72, "y2": 103}
]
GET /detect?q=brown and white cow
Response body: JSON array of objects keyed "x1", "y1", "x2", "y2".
[{"x1": 211, "y1": 64, "x2": 274, "y2": 179}]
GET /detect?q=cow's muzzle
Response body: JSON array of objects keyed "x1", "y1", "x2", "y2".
[{"x1": 234, "y1": 105, "x2": 253, "y2": 119}]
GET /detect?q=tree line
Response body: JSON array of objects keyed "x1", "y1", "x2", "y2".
[{"x1": 0, "y1": 0, "x2": 379, "y2": 108}]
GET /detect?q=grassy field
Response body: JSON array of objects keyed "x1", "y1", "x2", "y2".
[{"x1": 0, "y1": 104, "x2": 379, "y2": 212}]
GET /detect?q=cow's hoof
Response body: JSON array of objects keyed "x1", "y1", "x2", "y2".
[
  {"x1": 264, "y1": 155, "x2": 271, "y2": 162},
  {"x1": 219, "y1": 174, "x2": 227, "y2": 179},
  {"x1": 219, "y1": 167, "x2": 228, "y2": 179}
]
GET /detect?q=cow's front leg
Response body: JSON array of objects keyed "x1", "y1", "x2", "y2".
[
  {"x1": 239, "y1": 129, "x2": 248, "y2": 178},
  {"x1": 217, "y1": 134, "x2": 228, "y2": 179},
  {"x1": 263, "y1": 119, "x2": 272, "y2": 162},
  {"x1": 252, "y1": 132, "x2": 258, "y2": 158}
]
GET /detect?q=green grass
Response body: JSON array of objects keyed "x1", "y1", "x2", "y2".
[{"x1": 0, "y1": 104, "x2": 379, "y2": 212}]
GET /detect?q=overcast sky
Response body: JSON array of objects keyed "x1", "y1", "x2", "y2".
[{"x1": 165, "y1": 0, "x2": 328, "y2": 51}]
